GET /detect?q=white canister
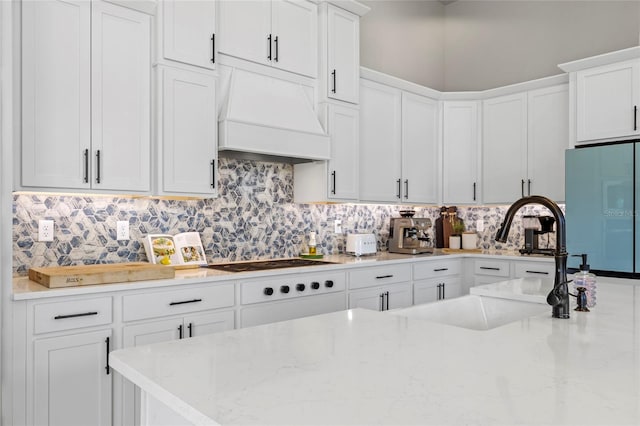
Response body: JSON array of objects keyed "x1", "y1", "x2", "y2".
[
  {"x1": 462, "y1": 232, "x2": 477, "y2": 250},
  {"x1": 449, "y1": 235, "x2": 461, "y2": 249}
]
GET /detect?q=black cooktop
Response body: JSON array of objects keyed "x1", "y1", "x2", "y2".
[{"x1": 207, "y1": 258, "x2": 337, "y2": 273}]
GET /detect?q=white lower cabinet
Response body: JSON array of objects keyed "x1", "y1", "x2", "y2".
[
  {"x1": 34, "y1": 329, "x2": 113, "y2": 426},
  {"x1": 241, "y1": 292, "x2": 346, "y2": 327},
  {"x1": 413, "y1": 277, "x2": 462, "y2": 305},
  {"x1": 473, "y1": 258, "x2": 511, "y2": 286},
  {"x1": 348, "y1": 282, "x2": 412, "y2": 311}
]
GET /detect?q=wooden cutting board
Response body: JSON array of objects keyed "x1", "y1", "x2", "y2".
[{"x1": 28, "y1": 262, "x2": 175, "y2": 288}]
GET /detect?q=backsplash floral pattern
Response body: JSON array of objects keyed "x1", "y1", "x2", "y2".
[{"x1": 12, "y1": 158, "x2": 562, "y2": 275}]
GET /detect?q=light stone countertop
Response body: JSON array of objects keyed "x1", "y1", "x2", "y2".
[
  {"x1": 110, "y1": 277, "x2": 640, "y2": 425},
  {"x1": 12, "y1": 250, "x2": 553, "y2": 300}
]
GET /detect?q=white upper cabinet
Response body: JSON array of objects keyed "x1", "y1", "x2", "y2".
[
  {"x1": 162, "y1": 0, "x2": 216, "y2": 69},
  {"x1": 326, "y1": 4, "x2": 359, "y2": 103},
  {"x1": 401, "y1": 92, "x2": 439, "y2": 204},
  {"x1": 21, "y1": 0, "x2": 151, "y2": 193},
  {"x1": 482, "y1": 84, "x2": 569, "y2": 204},
  {"x1": 359, "y1": 79, "x2": 402, "y2": 202},
  {"x1": 482, "y1": 92, "x2": 528, "y2": 204},
  {"x1": 159, "y1": 67, "x2": 217, "y2": 197},
  {"x1": 21, "y1": 0, "x2": 91, "y2": 189},
  {"x1": 359, "y1": 77, "x2": 439, "y2": 204},
  {"x1": 576, "y1": 60, "x2": 640, "y2": 143},
  {"x1": 218, "y1": 0, "x2": 317, "y2": 77},
  {"x1": 442, "y1": 101, "x2": 479, "y2": 205}
]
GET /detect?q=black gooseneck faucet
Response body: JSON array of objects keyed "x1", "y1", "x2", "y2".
[{"x1": 494, "y1": 195, "x2": 570, "y2": 319}]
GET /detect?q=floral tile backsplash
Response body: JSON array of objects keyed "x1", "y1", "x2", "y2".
[{"x1": 13, "y1": 158, "x2": 562, "y2": 275}]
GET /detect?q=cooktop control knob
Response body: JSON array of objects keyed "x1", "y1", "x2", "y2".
[
  {"x1": 280, "y1": 285, "x2": 290, "y2": 294},
  {"x1": 296, "y1": 283, "x2": 305, "y2": 292},
  {"x1": 311, "y1": 281, "x2": 320, "y2": 290},
  {"x1": 263, "y1": 287, "x2": 274, "y2": 296},
  {"x1": 325, "y1": 280, "x2": 334, "y2": 288}
]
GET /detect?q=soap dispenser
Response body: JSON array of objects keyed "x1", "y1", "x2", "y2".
[{"x1": 572, "y1": 254, "x2": 596, "y2": 308}]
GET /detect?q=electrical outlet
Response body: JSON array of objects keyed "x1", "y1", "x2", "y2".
[
  {"x1": 117, "y1": 221, "x2": 130, "y2": 241},
  {"x1": 334, "y1": 219, "x2": 342, "y2": 234},
  {"x1": 38, "y1": 220, "x2": 54, "y2": 242},
  {"x1": 476, "y1": 219, "x2": 484, "y2": 232}
]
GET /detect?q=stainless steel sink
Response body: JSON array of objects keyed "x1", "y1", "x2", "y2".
[{"x1": 389, "y1": 295, "x2": 548, "y2": 331}]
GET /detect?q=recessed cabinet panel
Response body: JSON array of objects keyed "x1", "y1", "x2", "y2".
[
  {"x1": 327, "y1": 104, "x2": 359, "y2": 200},
  {"x1": 327, "y1": 4, "x2": 359, "y2": 103},
  {"x1": 217, "y1": 0, "x2": 271, "y2": 66},
  {"x1": 271, "y1": 0, "x2": 317, "y2": 77},
  {"x1": 162, "y1": 0, "x2": 216, "y2": 69}
]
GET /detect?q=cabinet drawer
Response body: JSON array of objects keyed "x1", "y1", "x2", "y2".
[
  {"x1": 474, "y1": 259, "x2": 510, "y2": 277},
  {"x1": 241, "y1": 272, "x2": 346, "y2": 305},
  {"x1": 413, "y1": 259, "x2": 461, "y2": 280},
  {"x1": 123, "y1": 283, "x2": 235, "y2": 322},
  {"x1": 513, "y1": 261, "x2": 555, "y2": 278},
  {"x1": 349, "y1": 264, "x2": 411, "y2": 290},
  {"x1": 33, "y1": 297, "x2": 113, "y2": 334}
]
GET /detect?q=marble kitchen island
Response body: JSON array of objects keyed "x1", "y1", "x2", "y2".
[{"x1": 110, "y1": 278, "x2": 640, "y2": 425}]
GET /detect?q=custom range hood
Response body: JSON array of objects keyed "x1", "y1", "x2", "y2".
[{"x1": 218, "y1": 67, "x2": 330, "y2": 163}]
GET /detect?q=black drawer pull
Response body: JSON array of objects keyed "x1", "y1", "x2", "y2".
[
  {"x1": 211, "y1": 33, "x2": 215, "y2": 64},
  {"x1": 178, "y1": 324, "x2": 183, "y2": 339},
  {"x1": 525, "y1": 270, "x2": 549, "y2": 275},
  {"x1": 54, "y1": 311, "x2": 98, "y2": 320},
  {"x1": 480, "y1": 266, "x2": 500, "y2": 271},
  {"x1": 433, "y1": 268, "x2": 448, "y2": 272},
  {"x1": 169, "y1": 298, "x2": 202, "y2": 306},
  {"x1": 105, "y1": 337, "x2": 110, "y2": 375},
  {"x1": 376, "y1": 274, "x2": 393, "y2": 279}
]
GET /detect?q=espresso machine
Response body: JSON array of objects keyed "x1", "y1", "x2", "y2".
[
  {"x1": 519, "y1": 215, "x2": 555, "y2": 256},
  {"x1": 389, "y1": 217, "x2": 433, "y2": 254}
]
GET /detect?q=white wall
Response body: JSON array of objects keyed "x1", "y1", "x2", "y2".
[
  {"x1": 359, "y1": 1, "x2": 640, "y2": 91},
  {"x1": 360, "y1": 0, "x2": 446, "y2": 90}
]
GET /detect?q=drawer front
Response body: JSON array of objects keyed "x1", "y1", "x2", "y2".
[
  {"x1": 474, "y1": 259, "x2": 510, "y2": 277},
  {"x1": 33, "y1": 297, "x2": 113, "y2": 334},
  {"x1": 241, "y1": 272, "x2": 346, "y2": 305},
  {"x1": 513, "y1": 261, "x2": 555, "y2": 279},
  {"x1": 413, "y1": 259, "x2": 462, "y2": 280},
  {"x1": 349, "y1": 264, "x2": 411, "y2": 290},
  {"x1": 123, "y1": 283, "x2": 235, "y2": 322}
]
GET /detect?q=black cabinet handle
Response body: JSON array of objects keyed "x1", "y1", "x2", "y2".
[
  {"x1": 105, "y1": 337, "x2": 110, "y2": 375},
  {"x1": 331, "y1": 170, "x2": 336, "y2": 195},
  {"x1": 376, "y1": 274, "x2": 393, "y2": 279},
  {"x1": 528, "y1": 179, "x2": 531, "y2": 196},
  {"x1": 480, "y1": 266, "x2": 500, "y2": 271},
  {"x1": 404, "y1": 179, "x2": 409, "y2": 199},
  {"x1": 385, "y1": 291, "x2": 390, "y2": 311},
  {"x1": 379, "y1": 293, "x2": 384, "y2": 311},
  {"x1": 396, "y1": 179, "x2": 401, "y2": 199},
  {"x1": 96, "y1": 150, "x2": 101, "y2": 184},
  {"x1": 188, "y1": 323, "x2": 193, "y2": 338},
  {"x1": 634, "y1": 105, "x2": 637, "y2": 131},
  {"x1": 211, "y1": 33, "x2": 215, "y2": 64},
  {"x1": 169, "y1": 298, "x2": 202, "y2": 306},
  {"x1": 525, "y1": 270, "x2": 549, "y2": 275},
  {"x1": 83, "y1": 149, "x2": 89, "y2": 183},
  {"x1": 331, "y1": 69, "x2": 336, "y2": 93},
  {"x1": 442, "y1": 283, "x2": 445, "y2": 299},
  {"x1": 437, "y1": 283, "x2": 442, "y2": 300},
  {"x1": 54, "y1": 311, "x2": 98, "y2": 320},
  {"x1": 274, "y1": 36, "x2": 279, "y2": 62},
  {"x1": 210, "y1": 160, "x2": 215, "y2": 189},
  {"x1": 178, "y1": 324, "x2": 183, "y2": 339},
  {"x1": 521, "y1": 179, "x2": 525, "y2": 198},
  {"x1": 433, "y1": 268, "x2": 448, "y2": 272},
  {"x1": 267, "y1": 34, "x2": 272, "y2": 60},
  {"x1": 473, "y1": 182, "x2": 476, "y2": 201}
]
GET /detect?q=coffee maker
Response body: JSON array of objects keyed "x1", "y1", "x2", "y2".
[
  {"x1": 389, "y1": 217, "x2": 433, "y2": 254},
  {"x1": 519, "y1": 215, "x2": 555, "y2": 256}
]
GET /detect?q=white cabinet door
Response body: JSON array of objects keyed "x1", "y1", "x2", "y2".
[
  {"x1": 576, "y1": 60, "x2": 640, "y2": 142},
  {"x1": 386, "y1": 283, "x2": 413, "y2": 310},
  {"x1": 183, "y1": 310, "x2": 235, "y2": 337},
  {"x1": 217, "y1": 0, "x2": 271, "y2": 66},
  {"x1": 161, "y1": 67, "x2": 217, "y2": 196},
  {"x1": 328, "y1": 104, "x2": 359, "y2": 200},
  {"x1": 414, "y1": 277, "x2": 462, "y2": 305},
  {"x1": 21, "y1": 0, "x2": 91, "y2": 189},
  {"x1": 271, "y1": 0, "x2": 317, "y2": 77},
  {"x1": 482, "y1": 92, "x2": 528, "y2": 203},
  {"x1": 401, "y1": 92, "x2": 439, "y2": 204},
  {"x1": 442, "y1": 101, "x2": 479, "y2": 204},
  {"x1": 349, "y1": 283, "x2": 412, "y2": 311},
  {"x1": 327, "y1": 4, "x2": 359, "y2": 103},
  {"x1": 359, "y1": 79, "x2": 402, "y2": 202},
  {"x1": 527, "y1": 84, "x2": 569, "y2": 202},
  {"x1": 122, "y1": 319, "x2": 182, "y2": 426},
  {"x1": 92, "y1": 1, "x2": 151, "y2": 191},
  {"x1": 34, "y1": 329, "x2": 112, "y2": 426},
  {"x1": 162, "y1": 0, "x2": 216, "y2": 69}
]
